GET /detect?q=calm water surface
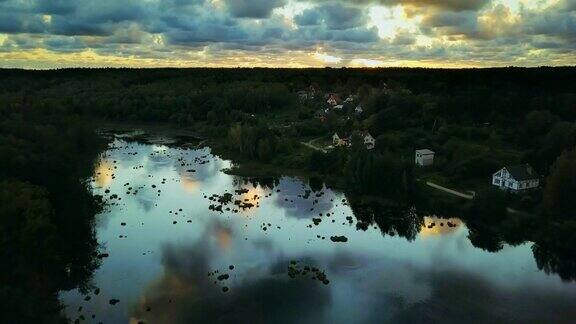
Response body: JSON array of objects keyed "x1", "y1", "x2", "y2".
[{"x1": 60, "y1": 138, "x2": 576, "y2": 323}]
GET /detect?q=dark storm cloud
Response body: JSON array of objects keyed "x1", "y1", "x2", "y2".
[
  {"x1": 291, "y1": 2, "x2": 378, "y2": 44},
  {"x1": 49, "y1": 18, "x2": 114, "y2": 36},
  {"x1": 224, "y1": 0, "x2": 287, "y2": 18},
  {"x1": 0, "y1": 13, "x2": 46, "y2": 33},
  {"x1": 35, "y1": 0, "x2": 77, "y2": 15},
  {"x1": 294, "y1": 9, "x2": 322, "y2": 26},
  {"x1": 420, "y1": 10, "x2": 479, "y2": 37},
  {"x1": 166, "y1": 24, "x2": 248, "y2": 44},
  {"x1": 523, "y1": 5, "x2": 576, "y2": 40},
  {"x1": 0, "y1": 0, "x2": 149, "y2": 36},
  {"x1": 315, "y1": 3, "x2": 368, "y2": 29},
  {"x1": 297, "y1": 25, "x2": 379, "y2": 42},
  {"x1": 43, "y1": 36, "x2": 87, "y2": 52}
]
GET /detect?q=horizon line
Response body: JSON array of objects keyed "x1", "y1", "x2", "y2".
[{"x1": 1, "y1": 65, "x2": 575, "y2": 71}]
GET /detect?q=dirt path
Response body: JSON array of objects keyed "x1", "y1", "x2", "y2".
[
  {"x1": 425, "y1": 181, "x2": 476, "y2": 200},
  {"x1": 300, "y1": 138, "x2": 328, "y2": 153}
]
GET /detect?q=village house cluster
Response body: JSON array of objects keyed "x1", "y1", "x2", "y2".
[
  {"x1": 297, "y1": 85, "x2": 540, "y2": 195},
  {"x1": 332, "y1": 131, "x2": 376, "y2": 150},
  {"x1": 297, "y1": 84, "x2": 372, "y2": 150}
]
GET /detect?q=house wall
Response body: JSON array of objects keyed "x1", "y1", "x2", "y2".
[
  {"x1": 519, "y1": 179, "x2": 539, "y2": 190},
  {"x1": 364, "y1": 136, "x2": 375, "y2": 149},
  {"x1": 493, "y1": 170, "x2": 516, "y2": 189},
  {"x1": 415, "y1": 153, "x2": 434, "y2": 166},
  {"x1": 492, "y1": 168, "x2": 539, "y2": 191}
]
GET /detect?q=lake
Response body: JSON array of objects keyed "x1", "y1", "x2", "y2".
[{"x1": 60, "y1": 136, "x2": 576, "y2": 323}]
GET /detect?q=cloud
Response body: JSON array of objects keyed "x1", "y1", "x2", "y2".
[
  {"x1": 388, "y1": 268, "x2": 576, "y2": 323},
  {"x1": 0, "y1": 0, "x2": 574, "y2": 67},
  {"x1": 43, "y1": 35, "x2": 87, "y2": 52},
  {"x1": 395, "y1": 0, "x2": 491, "y2": 11},
  {"x1": 317, "y1": 3, "x2": 368, "y2": 29},
  {"x1": 127, "y1": 220, "x2": 332, "y2": 324},
  {"x1": 123, "y1": 222, "x2": 576, "y2": 323},
  {"x1": 224, "y1": 0, "x2": 287, "y2": 18},
  {"x1": 0, "y1": 12, "x2": 46, "y2": 33},
  {"x1": 305, "y1": 0, "x2": 491, "y2": 11}
]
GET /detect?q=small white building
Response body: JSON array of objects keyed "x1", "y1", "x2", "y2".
[
  {"x1": 361, "y1": 132, "x2": 375, "y2": 150},
  {"x1": 492, "y1": 164, "x2": 539, "y2": 192},
  {"x1": 355, "y1": 105, "x2": 363, "y2": 115},
  {"x1": 415, "y1": 149, "x2": 435, "y2": 166},
  {"x1": 333, "y1": 104, "x2": 344, "y2": 110}
]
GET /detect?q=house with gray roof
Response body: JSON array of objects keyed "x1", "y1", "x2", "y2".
[{"x1": 492, "y1": 164, "x2": 540, "y2": 192}]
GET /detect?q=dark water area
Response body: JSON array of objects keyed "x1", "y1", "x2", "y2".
[{"x1": 59, "y1": 136, "x2": 576, "y2": 324}]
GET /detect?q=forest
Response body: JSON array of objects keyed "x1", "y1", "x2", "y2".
[
  {"x1": 1, "y1": 67, "x2": 574, "y2": 207},
  {"x1": 0, "y1": 109, "x2": 105, "y2": 322},
  {"x1": 1, "y1": 67, "x2": 575, "y2": 321}
]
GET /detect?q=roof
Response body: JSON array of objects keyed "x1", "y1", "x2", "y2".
[
  {"x1": 416, "y1": 149, "x2": 435, "y2": 155},
  {"x1": 334, "y1": 131, "x2": 351, "y2": 138},
  {"x1": 355, "y1": 131, "x2": 373, "y2": 138},
  {"x1": 328, "y1": 93, "x2": 342, "y2": 102},
  {"x1": 504, "y1": 164, "x2": 539, "y2": 181}
]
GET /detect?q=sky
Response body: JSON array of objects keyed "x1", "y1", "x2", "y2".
[{"x1": 0, "y1": 0, "x2": 574, "y2": 68}]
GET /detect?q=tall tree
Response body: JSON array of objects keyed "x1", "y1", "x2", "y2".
[{"x1": 543, "y1": 147, "x2": 576, "y2": 218}]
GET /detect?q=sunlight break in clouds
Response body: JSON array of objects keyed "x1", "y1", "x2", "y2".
[
  {"x1": 350, "y1": 58, "x2": 385, "y2": 67},
  {"x1": 368, "y1": 5, "x2": 420, "y2": 39},
  {"x1": 314, "y1": 51, "x2": 343, "y2": 64}
]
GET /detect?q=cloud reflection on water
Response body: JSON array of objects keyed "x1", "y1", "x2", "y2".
[{"x1": 63, "y1": 138, "x2": 576, "y2": 324}]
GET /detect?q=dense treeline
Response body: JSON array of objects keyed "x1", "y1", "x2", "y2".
[
  {"x1": 0, "y1": 110, "x2": 105, "y2": 322},
  {"x1": 226, "y1": 124, "x2": 298, "y2": 162},
  {"x1": 306, "y1": 137, "x2": 418, "y2": 200},
  {"x1": 1, "y1": 67, "x2": 574, "y2": 123},
  {"x1": 1, "y1": 66, "x2": 574, "y2": 204},
  {"x1": 2, "y1": 68, "x2": 574, "y2": 179}
]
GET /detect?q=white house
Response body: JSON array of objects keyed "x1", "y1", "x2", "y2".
[
  {"x1": 333, "y1": 104, "x2": 344, "y2": 110},
  {"x1": 355, "y1": 105, "x2": 363, "y2": 115},
  {"x1": 415, "y1": 149, "x2": 435, "y2": 166},
  {"x1": 360, "y1": 132, "x2": 375, "y2": 150},
  {"x1": 492, "y1": 164, "x2": 539, "y2": 192}
]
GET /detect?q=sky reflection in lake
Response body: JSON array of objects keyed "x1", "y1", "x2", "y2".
[{"x1": 60, "y1": 139, "x2": 576, "y2": 324}]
